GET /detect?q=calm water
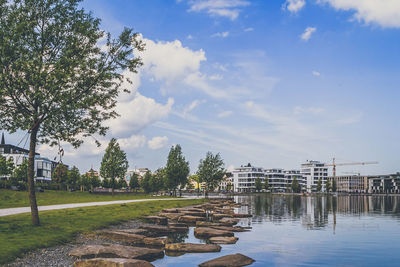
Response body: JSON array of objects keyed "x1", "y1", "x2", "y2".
[{"x1": 153, "y1": 195, "x2": 400, "y2": 266}]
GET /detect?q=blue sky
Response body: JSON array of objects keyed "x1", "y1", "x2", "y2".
[{"x1": 5, "y1": 0, "x2": 400, "y2": 175}]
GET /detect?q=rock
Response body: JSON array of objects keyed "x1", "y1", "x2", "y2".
[
  {"x1": 99, "y1": 231, "x2": 146, "y2": 244},
  {"x1": 208, "y1": 225, "x2": 249, "y2": 232},
  {"x1": 69, "y1": 244, "x2": 164, "y2": 261},
  {"x1": 73, "y1": 258, "x2": 154, "y2": 267},
  {"x1": 209, "y1": 236, "x2": 239, "y2": 244},
  {"x1": 158, "y1": 212, "x2": 184, "y2": 220},
  {"x1": 162, "y1": 208, "x2": 179, "y2": 213},
  {"x1": 181, "y1": 211, "x2": 207, "y2": 217},
  {"x1": 194, "y1": 227, "x2": 234, "y2": 238},
  {"x1": 199, "y1": 253, "x2": 255, "y2": 267},
  {"x1": 139, "y1": 225, "x2": 170, "y2": 235},
  {"x1": 196, "y1": 221, "x2": 225, "y2": 227},
  {"x1": 143, "y1": 216, "x2": 168, "y2": 225},
  {"x1": 212, "y1": 213, "x2": 232, "y2": 220},
  {"x1": 178, "y1": 215, "x2": 206, "y2": 223},
  {"x1": 218, "y1": 217, "x2": 239, "y2": 225},
  {"x1": 165, "y1": 243, "x2": 221, "y2": 253},
  {"x1": 232, "y1": 214, "x2": 252, "y2": 218},
  {"x1": 143, "y1": 237, "x2": 169, "y2": 247},
  {"x1": 168, "y1": 222, "x2": 188, "y2": 228},
  {"x1": 177, "y1": 208, "x2": 205, "y2": 213},
  {"x1": 116, "y1": 229, "x2": 149, "y2": 236}
]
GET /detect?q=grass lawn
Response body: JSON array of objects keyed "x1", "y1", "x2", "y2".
[
  {"x1": 0, "y1": 189, "x2": 172, "y2": 209},
  {"x1": 0, "y1": 198, "x2": 206, "y2": 264}
]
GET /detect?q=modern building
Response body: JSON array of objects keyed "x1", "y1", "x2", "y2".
[
  {"x1": 218, "y1": 172, "x2": 233, "y2": 191},
  {"x1": 265, "y1": 168, "x2": 286, "y2": 192},
  {"x1": 327, "y1": 175, "x2": 368, "y2": 193},
  {"x1": 284, "y1": 170, "x2": 306, "y2": 191},
  {"x1": 368, "y1": 173, "x2": 400, "y2": 194},
  {"x1": 232, "y1": 163, "x2": 265, "y2": 192},
  {"x1": 125, "y1": 168, "x2": 151, "y2": 183},
  {"x1": 301, "y1": 160, "x2": 328, "y2": 193}
]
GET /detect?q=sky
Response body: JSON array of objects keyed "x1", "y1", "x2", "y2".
[{"x1": 4, "y1": 0, "x2": 400, "y2": 175}]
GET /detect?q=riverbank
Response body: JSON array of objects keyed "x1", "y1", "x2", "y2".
[{"x1": 0, "y1": 198, "x2": 206, "y2": 265}]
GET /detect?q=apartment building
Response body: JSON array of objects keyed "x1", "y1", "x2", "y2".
[
  {"x1": 232, "y1": 164, "x2": 265, "y2": 192},
  {"x1": 301, "y1": 160, "x2": 328, "y2": 193},
  {"x1": 368, "y1": 173, "x2": 400, "y2": 193},
  {"x1": 327, "y1": 175, "x2": 368, "y2": 193}
]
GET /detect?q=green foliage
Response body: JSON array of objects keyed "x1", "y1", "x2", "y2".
[
  {"x1": 264, "y1": 177, "x2": 269, "y2": 190},
  {"x1": 150, "y1": 168, "x2": 166, "y2": 193},
  {"x1": 255, "y1": 177, "x2": 262, "y2": 192},
  {"x1": 291, "y1": 177, "x2": 301, "y2": 193},
  {"x1": 100, "y1": 138, "x2": 129, "y2": 194},
  {"x1": 11, "y1": 159, "x2": 28, "y2": 185},
  {"x1": 326, "y1": 179, "x2": 332, "y2": 193},
  {"x1": 0, "y1": 155, "x2": 14, "y2": 177},
  {"x1": 52, "y1": 163, "x2": 68, "y2": 186},
  {"x1": 332, "y1": 179, "x2": 337, "y2": 192},
  {"x1": 165, "y1": 145, "x2": 190, "y2": 194},
  {"x1": 66, "y1": 166, "x2": 80, "y2": 190},
  {"x1": 88, "y1": 173, "x2": 101, "y2": 190},
  {"x1": 316, "y1": 178, "x2": 322, "y2": 192},
  {"x1": 79, "y1": 174, "x2": 91, "y2": 191},
  {"x1": 197, "y1": 152, "x2": 225, "y2": 192},
  {"x1": 141, "y1": 171, "x2": 152, "y2": 194},
  {"x1": 0, "y1": 198, "x2": 205, "y2": 264},
  {"x1": 129, "y1": 173, "x2": 140, "y2": 191}
]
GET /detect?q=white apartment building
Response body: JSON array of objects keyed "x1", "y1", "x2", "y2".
[
  {"x1": 300, "y1": 160, "x2": 328, "y2": 193},
  {"x1": 232, "y1": 164, "x2": 265, "y2": 192},
  {"x1": 284, "y1": 170, "x2": 306, "y2": 190},
  {"x1": 265, "y1": 168, "x2": 286, "y2": 192}
]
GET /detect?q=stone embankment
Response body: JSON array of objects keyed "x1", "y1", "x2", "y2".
[{"x1": 69, "y1": 198, "x2": 256, "y2": 267}]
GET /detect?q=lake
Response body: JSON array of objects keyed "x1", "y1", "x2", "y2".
[{"x1": 153, "y1": 194, "x2": 400, "y2": 266}]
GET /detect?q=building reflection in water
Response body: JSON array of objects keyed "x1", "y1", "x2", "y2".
[{"x1": 234, "y1": 195, "x2": 400, "y2": 231}]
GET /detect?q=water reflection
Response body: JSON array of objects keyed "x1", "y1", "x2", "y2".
[{"x1": 236, "y1": 194, "x2": 400, "y2": 230}]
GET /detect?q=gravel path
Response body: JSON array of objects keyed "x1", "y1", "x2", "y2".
[{"x1": 0, "y1": 197, "x2": 200, "y2": 217}]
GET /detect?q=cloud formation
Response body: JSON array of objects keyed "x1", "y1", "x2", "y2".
[
  {"x1": 188, "y1": 0, "x2": 250, "y2": 20},
  {"x1": 211, "y1": 31, "x2": 230, "y2": 38},
  {"x1": 148, "y1": 136, "x2": 169, "y2": 150},
  {"x1": 301, "y1": 27, "x2": 316, "y2": 41},
  {"x1": 284, "y1": 0, "x2": 306, "y2": 13},
  {"x1": 318, "y1": 0, "x2": 400, "y2": 28}
]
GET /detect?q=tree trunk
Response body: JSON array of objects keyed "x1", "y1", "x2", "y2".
[{"x1": 27, "y1": 127, "x2": 40, "y2": 226}]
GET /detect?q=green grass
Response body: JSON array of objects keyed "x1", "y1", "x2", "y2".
[
  {"x1": 0, "y1": 189, "x2": 172, "y2": 209},
  {"x1": 0, "y1": 198, "x2": 206, "y2": 264}
]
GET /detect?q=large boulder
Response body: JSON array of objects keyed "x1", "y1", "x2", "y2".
[
  {"x1": 73, "y1": 258, "x2": 154, "y2": 267},
  {"x1": 209, "y1": 236, "x2": 239, "y2": 244},
  {"x1": 158, "y1": 212, "x2": 184, "y2": 220},
  {"x1": 199, "y1": 253, "x2": 255, "y2": 267},
  {"x1": 165, "y1": 243, "x2": 221, "y2": 253},
  {"x1": 99, "y1": 231, "x2": 145, "y2": 244},
  {"x1": 143, "y1": 237, "x2": 169, "y2": 247},
  {"x1": 218, "y1": 217, "x2": 239, "y2": 225},
  {"x1": 194, "y1": 227, "x2": 234, "y2": 238},
  {"x1": 143, "y1": 216, "x2": 168, "y2": 225},
  {"x1": 181, "y1": 211, "x2": 207, "y2": 217},
  {"x1": 196, "y1": 221, "x2": 225, "y2": 227},
  {"x1": 69, "y1": 244, "x2": 164, "y2": 261},
  {"x1": 208, "y1": 225, "x2": 249, "y2": 232},
  {"x1": 162, "y1": 208, "x2": 179, "y2": 213},
  {"x1": 212, "y1": 213, "x2": 232, "y2": 220},
  {"x1": 178, "y1": 215, "x2": 206, "y2": 223}
]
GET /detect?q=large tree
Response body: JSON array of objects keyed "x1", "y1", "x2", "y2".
[
  {"x1": 100, "y1": 138, "x2": 128, "y2": 196},
  {"x1": 197, "y1": 152, "x2": 225, "y2": 196},
  {"x1": 0, "y1": 0, "x2": 143, "y2": 225},
  {"x1": 129, "y1": 173, "x2": 140, "y2": 192},
  {"x1": 165, "y1": 145, "x2": 189, "y2": 196}
]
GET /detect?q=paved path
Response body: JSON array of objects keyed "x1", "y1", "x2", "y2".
[{"x1": 0, "y1": 197, "x2": 201, "y2": 217}]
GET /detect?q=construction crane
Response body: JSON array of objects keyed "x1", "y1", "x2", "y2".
[{"x1": 325, "y1": 158, "x2": 378, "y2": 177}]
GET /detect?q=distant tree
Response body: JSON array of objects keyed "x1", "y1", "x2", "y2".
[
  {"x1": 0, "y1": 155, "x2": 14, "y2": 177},
  {"x1": 117, "y1": 179, "x2": 127, "y2": 189},
  {"x1": 189, "y1": 174, "x2": 202, "y2": 194},
  {"x1": 316, "y1": 178, "x2": 322, "y2": 192},
  {"x1": 78, "y1": 174, "x2": 90, "y2": 191},
  {"x1": 0, "y1": 0, "x2": 143, "y2": 226},
  {"x1": 291, "y1": 177, "x2": 301, "y2": 193},
  {"x1": 165, "y1": 145, "x2": 190, "y2": 196},
  {"x1": 197, "y1": 152, "x2": 225, "y2": 197},
  {"x1": 332, "y1": 179, "x2": 337, "y2": 192},
  {"x1": 129, "y1": 173, "x2": 140, "y2": 192},
  {"x1": 100, "y1": 138, "x2": 129, "y2": 196},
  {"x1": 151, "y1": 168, "x2": 166, "y2": 193},
  {"x1": 263, "y1": 177, "x2": 270, "y2": 191},
  {"x1": 141, "y1": 171, "x2": 152, "y2": 194},
  {"x1": 66, "y1": 166, "x2": 80, "y2": 190},
  {"x1": 101, "y1": 178, "x2": 110, "y2": 189},
  {"x1": 326, "y1": 179, "x2": 332, "y2": 193},
  {"x1": 255, "y1": 177, "x2": 262, "y2": 192},
  {"x1": 52, "y1": 163, "x2": 68, "y2": 190},
  {"x1": 88, "y1": 173, "x2": 101, "y2": 190},
  {"x1": 12, "y1": 158, "x2": 28, "y2": 184}
]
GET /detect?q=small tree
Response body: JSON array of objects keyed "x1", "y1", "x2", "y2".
[
  {"x1": 189, "y1": 174, "x2": 202, "y2": 194},
  {"x1": 78, "y1": 174, "x2": 90, "y2": 191},
  {"x1": 197, "y1": 152, "x2": 225, "y2": 197},
  {"x1": 165, "y1": 145, "x2": 190, "y2": 196},
  {"x1": 129, "y1": 173, "x2": 140, "y2": 192},
  {"x1": 151, "y1": 168, "x2": 166, "y2": 194},
  {"x1": 100, "y1": 138, "x2": 129, "y2": 196},
  {"x1": 316, "y1": 178, "x2": 322, "y2": 192},
  {"x1": 12, "y1": 158, "x2": 28, "y2": 185},
  {"x1": 66, "y1": 166, "x2": 80, "y2": 191},
  {"x1": 326, "y1": 179, "x2": 332, "y2": 193},
  {"x1": 0, "y1": 154, "x2": 14, "y2": 178},
  {"x1": 0, "y1": 0, "x2": 143, "y2": 225},
  {"x1": 141, "y1": 171, "x2": 152, "y2": 194},
  {"x1": 255, "y1": 177, "x2": 262, "y2": 192},
  {"x1": 332, "y1": 179, "x2": 337, "y2": 192},
  {"x1": 264, "y1": 177, "x2": 269, "y2": 191},
  {"x1": 52, "y1": 163, "x2": 68, "y2": 190},
  {"x1": 88, "y1": 173, "x2": 101, "y2": 190},
  {"x1": 291, "y1": 177, "x2": 301, "y2": 193}
]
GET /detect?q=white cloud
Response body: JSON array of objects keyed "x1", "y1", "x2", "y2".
[
  {"x1": 107, "y1": 93, "x2": 174, "y2": 136},
  {"x1": 183, "y1": 99, "x2": 201, "y2": 116},
  {"x1": 209, "y1": 74, "x2": 223, "y2": 80},
  {"x1": 183, "y1": 72, "x2": 230, "y2": 99},
  {"x1": 284, "y1": 0, "x2": 306, "y2": 13},
  {"x1": 188, "y1": 0, "x2": 250, "y2": 20},
  {"x1": 148, "y1": 136, "x2": 169, "y2": 150},
  {"x1": 300, "y1": 27, "x2": 316, "y2": 41},
  {"x1": 293, "y1": 106, "x2": 324, "y2": 115},
  {"x1": 217, "y1": 110, "x2": 233, "y2": 118},
  {"x1": 318, "y1": 0, "x2": 400, "y2": 28},
  {"x1": 312, "y1": 71, "x2": 321, "y2": 76},
  {"x1": 119, "y1": 135, "x2": 147, "y2": 151},
  {"x1": 187, "y1": 34, "x2": 193, "y2": 39},
  {"x1": 244, "y1": 27, "x2": 254, "y2": 32},
  {"x1": 211, "y1": 31, "x2": 230, "y2": 38},
  {"x1": 138, "y1": 36, "x2": 206, "y2": 83}
]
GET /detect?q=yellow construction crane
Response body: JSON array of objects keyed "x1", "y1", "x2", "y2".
[{"x1": 325, "y1": 158, "x2": 379, "y2": 177}]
